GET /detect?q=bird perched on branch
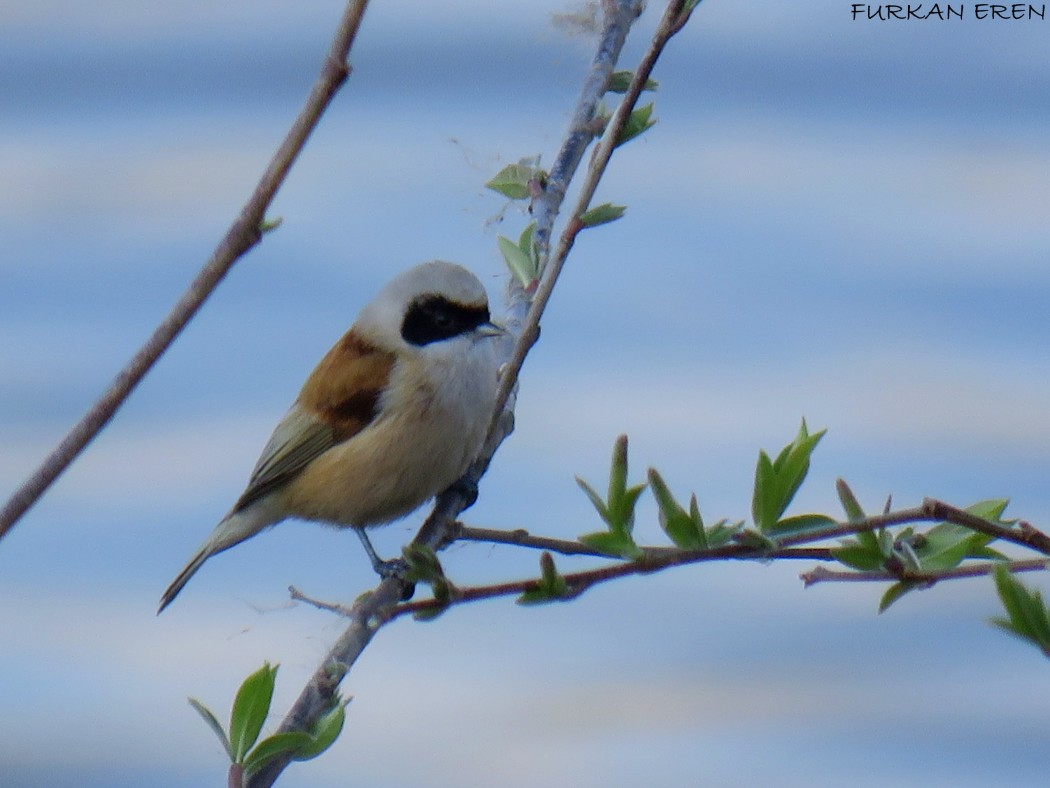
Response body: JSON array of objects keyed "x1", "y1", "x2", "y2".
[{"x1": 159, "y1": 261, "x2": 504, "y2": 613}]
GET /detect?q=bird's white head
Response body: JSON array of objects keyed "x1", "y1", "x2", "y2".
[{"x1": 354, "y1": 260, "x2": 503, "y2": 354}]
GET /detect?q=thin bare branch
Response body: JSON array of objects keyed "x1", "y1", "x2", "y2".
[
  {"x1": 456, "y1": 524, "x2": 638, "y2": 557},
  {"x1": 0, "y1": 0, "x2": 372, "y2": 543},
  {"x1": 456, "y1": 524, "x2": 833, "y2": 561},
  {"x1": 289, "y1": 585, "x2": 353, "y2": 616}
]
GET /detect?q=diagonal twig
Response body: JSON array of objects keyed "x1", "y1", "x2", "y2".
[
  {"x1": 800, "y1": 558, "x2": 1050, "y2": 587},
  {"x1": 0, "y1": 0, "x2": 372, "y2": 543}
]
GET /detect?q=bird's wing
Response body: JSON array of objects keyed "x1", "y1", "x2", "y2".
[
  {"x1": 232, "y1": 407, "x2": 339, "y2": 511},
  {"x1": 231, "y1": 330, "x2": 396, "y2": 512}
]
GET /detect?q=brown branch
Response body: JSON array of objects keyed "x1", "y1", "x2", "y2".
[
  {"x1": 288, "y1": 585, "x2": 353, "y2": 616},
  {"x1": 0, "y1": 0, "x2": 372, "y2": 543},
  {"x1": 776, "y1": 506, "x2": 933, "y2": 546},
  {"x1": 921, "y1": 498, "x2": 1050, "y2": 556},
  {"x1": 399, "y1": 498, "x2": 1050, "y2": 619},
  {"x1": 775, "y1": 499, "x2": 1050, "y2": 558},
  {"x1": 456, "y1": 524, "x2": 832, "y2": 561},
  {"x1": 456, "y1": 524, "x2": 645, "y2": 557},
  {"x1": 387, "y1": 544, "x2": 835, "y2": 621},
  {"x1": 800, "y1": 558, "x2": 1050, "y2": 588}
]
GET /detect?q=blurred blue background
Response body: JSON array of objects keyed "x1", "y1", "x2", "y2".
[{"x1": 2, "y1": 1, "x2": 1049, "y2": 785}]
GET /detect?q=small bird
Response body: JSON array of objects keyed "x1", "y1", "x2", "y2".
[{"x1": 159, "y1": 261, "x2": 504, "y2": 613}]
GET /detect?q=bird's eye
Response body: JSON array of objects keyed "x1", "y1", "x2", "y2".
[{"x1": 402, "y1": 296, "x2": 487, "y2": 346}]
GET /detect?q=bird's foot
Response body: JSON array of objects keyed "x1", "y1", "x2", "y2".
[
  {"x1": 449, "y1": 476, "x2": 479, "y2": 508},
  {"x1": 355, "y1": 528, "x2": 415, "y2": 600}
]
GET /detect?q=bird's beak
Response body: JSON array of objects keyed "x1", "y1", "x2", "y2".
[{"x1": 475, "y1": 320, "x2": 507, "y2": 338}]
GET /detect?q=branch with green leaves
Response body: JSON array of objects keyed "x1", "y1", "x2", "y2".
[
  {"x1": 189, "y1": 663, "x2": 348, "y2": 788},
  {"x1": 348, "y1": 422, "x2": 1050, "y2": 664}
]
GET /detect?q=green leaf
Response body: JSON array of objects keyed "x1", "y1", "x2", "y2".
[
  {"x1": 910, "y1": 524, "x2": 975, "y2": 571},
  {"x1": 518, "y1": 221, "x2": 536, "y2": 257},
  {"x1": 230, "y1": 663, "x2": 278, "y2": 763},
  {"x1": 410, "y1": 576, "x2": 456, "y2": 622},
  {"x1": 772, "y1": 421, "x2": 826, "y2": 514},
  {"x1": 412, "y1": 601, "x2": 450, "y2": 622},
  {"x1": 259, "y1": 216, "x2": 283, "y2": 234},
  {"x1": 706, "y1": 518, "x2": 744, "y2": 548},
  {"x1": 751, "y1": 420, "x2": 826, "y2": 531},
  {"x1": 575, "y1": 476, "x2": 610, "y2": 523},
  {"x1": 877, "y1": 528, "x2": 895, "y2": 558},
  {"x1": 878, "y1": 581, "x2": 916, "y2": 613},
  {"x1": 579, "y1": 530, "x2": 643, "y2": 559},
  {"x1": 857, "y1": 527, "x2": 881, "y2": 553},
  {"x1": 579, "y1": 203, "x2": 627, "y2": 228},
  {"x1": 402, "y1": 543, "x2": 445, "y2": 585},
  {"x1": 293, "y1": 699, "x2": 349, "y2": 761},
  {"x1": 764, "y1": 513, "x2": 836, "y2": 535},
  {"x1": 835, "y1": 478, "x2": 865, "y2": 524},
  {"x1": 649, "y1": 468, "x2": 706, "y2": 549},
  {"x1": 830, "y1": 543, "x2": 884, "y2": 571},
  {"x1": 614, "y1": 484, "x2": 647, "y2": 534},
  {"x1": 608, "y1": 434, "x2": 630, "y2": 515},
  {"x1": 242, "y1": 732, "x2": 313, "y2": 776},
  {"x1": 751, "y1": 451, "x2": 776, "y2": 530},
  {"x1": 615, "y1": 103, "x2": 657, "y2": 147},
  {"x1": 733, "y1": 528, "x2": 778, "y2": 552},
  {"x1": 896, "y1": 500, "x2": 1015, "y2": 574},
  {"x1": 485, "y1": 162, "x2": 546, "y2": 200},
  {"x1": 992, "y1": 566, "x2": 1050, "y2": 650},
  {"x1": 518, "y1": 552, "x2": 572, "y2": 605},
  {"x1": 1022, "y1": 588, "x2": 1050, "y2": 646},
  {"x1": 607, "y1": 70, "x2": 659, "y2": 93},
  {"x1": 967, "y1": 498, "x2": 1011, "y2": 523},
  {"x1": 497, "y1": 234, "x2": 538, "y2": 288},
  {"x1": 578, "y1": 435, "x2": 646, "y2": 539},
  {"x1": 972, "y1": 545, "x2": 1009, "y2": 561},
  {"x1": 990, "y1": 616, "x2": 1033, "y2": 646},
  {"x1": 188, "y1": 698, "x2": 233, "y2": 761},
  {"x1": 403, "y1": 544, "x2": 455, "y2": 620},
  {"x1": 689, "y1": 495, "x2": 707, "y2": 540},
  {"x1": 994, "y1": 566, "x2": 1030, "y2": 629}
]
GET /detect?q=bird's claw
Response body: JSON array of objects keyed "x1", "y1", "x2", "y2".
[{"x1": 449, "y1": 476, "x2": 479, "y2": 508}]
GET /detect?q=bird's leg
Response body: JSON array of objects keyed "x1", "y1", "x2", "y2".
[
  {"x1": 354, "y1": 527, "x2": 415, "y2": 601},
  {"x1": 355, "y1": 527, "x2": 408, "y2": 577}
]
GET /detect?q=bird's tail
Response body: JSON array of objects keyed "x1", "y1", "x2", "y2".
[
  {"x1": 158, "y1": 546, "x2": 210, "y2": 614},
  {"x1": 157, "y1": 503, "x2": 280, "y2": 614}
]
